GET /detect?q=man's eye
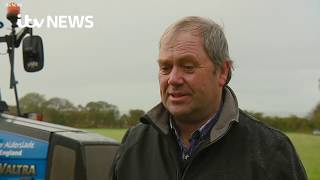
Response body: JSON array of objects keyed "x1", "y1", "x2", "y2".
[
  {"x1": 159, "y1": 66, "x2": 171, "y2": 74},
  {"x1": 183, "y1": 65, "x2": 195, "y2": 73}
]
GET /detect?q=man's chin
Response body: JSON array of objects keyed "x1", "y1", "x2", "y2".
[{"x1": 167, "y1": 106, "x2": 192, "y2": 119}]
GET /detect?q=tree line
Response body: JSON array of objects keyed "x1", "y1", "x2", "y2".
[
  {"x1": 244, "y1": 110, "x2": 319, "y2": 133},
  {"x1": 6, "y1": 92, "x2": 320, "y2": 132},
  {"x1": 8, "y1": 93, "x2": 144, "y2": 128}
]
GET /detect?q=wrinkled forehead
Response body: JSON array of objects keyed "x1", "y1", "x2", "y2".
[
  {"x1": 159, "y1": 24, "x2": 204, "y2": 48},
  {"x1": 158, "y1": 31, "x2": 210, "y2": 64},
  {"x1": 159, "y1": 32, "x2": 205, "y2": 59}
]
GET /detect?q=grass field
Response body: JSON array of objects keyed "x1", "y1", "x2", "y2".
[
  {"x1": 86, "y1": 129, "x2": 320, "y2": 180},
  {"x1": 287, "y1": 133, "x2": 320, "y2": 180}
]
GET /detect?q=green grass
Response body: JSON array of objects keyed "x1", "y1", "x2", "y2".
[
  {"x1": 85, "y1": 128, "x2": 127, "y2": 142},
  {"x1": 287, "y1": 133, "x2": 320, "y2": 180},
  {"x1": 86, "y1": 129, "x2": 320, "y2": 180}
]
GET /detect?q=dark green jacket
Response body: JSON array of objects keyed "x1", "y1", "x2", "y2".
[{"x1": 111, "y1": 87, "x2": 307, "y2": 180}]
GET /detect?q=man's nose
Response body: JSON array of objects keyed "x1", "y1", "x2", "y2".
[{"x1": 167, "y1": 67, "x2": 184, "y2": 86}]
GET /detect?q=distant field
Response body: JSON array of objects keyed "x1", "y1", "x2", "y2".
[
  {"x1": 287, "y1": 133, "x2": 320, "y2": 180},
  {"x1": 86, "y1": 129, "x2": 320, "y2": 180},
  {"x1": 86, "y1": 128, "x2": 126, "y2": 142}
]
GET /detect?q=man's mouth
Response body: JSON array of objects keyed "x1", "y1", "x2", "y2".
[
  {"x1": 169, "y1": 93, "x2": 185, "y2": 97},
  {"x1": 167, "y1": 92, "x2": 191, "y2": 102}
]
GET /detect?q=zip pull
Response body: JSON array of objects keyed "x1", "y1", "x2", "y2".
[{"x1": 176, "y1": 169, "x2": 179, "y2": 180}]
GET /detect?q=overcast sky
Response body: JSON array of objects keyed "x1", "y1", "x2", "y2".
[{"x1": 0, "y1": 0, "x2": 319, "y2": 116}]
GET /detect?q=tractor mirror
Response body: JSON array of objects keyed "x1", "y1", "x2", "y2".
[{"x1": 22, "y1": 35, "x2": 44, "y2": 72}]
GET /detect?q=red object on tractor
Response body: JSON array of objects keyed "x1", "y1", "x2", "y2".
[{"x1": 7, "y1": 2, "x2": 20, "y2": 16}]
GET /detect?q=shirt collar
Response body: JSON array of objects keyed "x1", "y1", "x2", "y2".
[{"x1": 169, "y1": 113, "x2": 216, "y2": 140}]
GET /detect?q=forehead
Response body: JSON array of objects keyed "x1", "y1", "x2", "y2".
[
  {"x1": 159, "y1": 31, "x2": 207, "y2": 62},
  {"x1": 160, "y1": 30, "x2": 203, "y2": 48}
]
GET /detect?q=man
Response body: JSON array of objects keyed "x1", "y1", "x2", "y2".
[{"x1": 111, "y1": 16, "x2": 307, "y2": 180}]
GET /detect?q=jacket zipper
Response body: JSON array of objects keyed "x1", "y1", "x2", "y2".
[
  {"x1": 180, "y1": 121, "x2": 235, "y2": 180},
  {"x1": 167, "y1": 140, "x2": 181, "y2": 180}
]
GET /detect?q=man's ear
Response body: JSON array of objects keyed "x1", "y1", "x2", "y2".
[{"x1": 218, "y1": 61, "x2": 230, "y2": 87}]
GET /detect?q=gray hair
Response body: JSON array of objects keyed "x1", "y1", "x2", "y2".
[{"x1": 159, "y1": 16, "x2": 233, "y2": 83}]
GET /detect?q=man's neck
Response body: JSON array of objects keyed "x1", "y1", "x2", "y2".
[
  {"x1": 173, "y1": 96, "x2": 224, "y2": 147},
  {"x1": 174, "y1": 111, "x2": 216, "y2": 147},
  {"x1": 171, "y1": 89, "x2": 225, "y2": 147},
  {"x1": 176, "y1": 123, "x2": 199, "y2": 148}
]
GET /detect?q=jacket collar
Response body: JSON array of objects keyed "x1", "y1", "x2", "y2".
[
  {"x1": 209, "y1": 86, "x2": 239, "y2": 142},
  {"x1": 141, "y1": 86, "x2": 239, "y2": 142}
]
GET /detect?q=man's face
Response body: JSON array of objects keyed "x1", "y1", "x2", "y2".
[{"x1": 158, "y1": 31, "x2": 228, "y2": 123}]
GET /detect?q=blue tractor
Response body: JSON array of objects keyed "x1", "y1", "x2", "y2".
[{"x1": 0, "y1": 3, "x2": 119, "y2": 180}]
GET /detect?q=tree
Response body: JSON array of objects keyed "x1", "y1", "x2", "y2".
[
  {"x1": 42, "y1": 97, "x2": 77, "y2": 125},
  {"x1": 85, "y1": 101, "x2": 120, "y2": 127},
  {"x1": 43, "y1": 97, "x2": 77, "y2": 111},
  {"x1": 125, "y1": 109, "x2": 145, "y2": 127},
  {"x1": 309, "y1": 102, "x2": 320, "y2": 128},
  {"x1": 19, "y1": 92, "x2": 46, "y2": 113}
]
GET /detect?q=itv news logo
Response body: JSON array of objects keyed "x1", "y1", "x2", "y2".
[
  {"x1": 5, "y1": 2, "x2": 94, "y2": 29},
  {"x1": 18, "y1": 15, "x2": 94, "y2": 29}
]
